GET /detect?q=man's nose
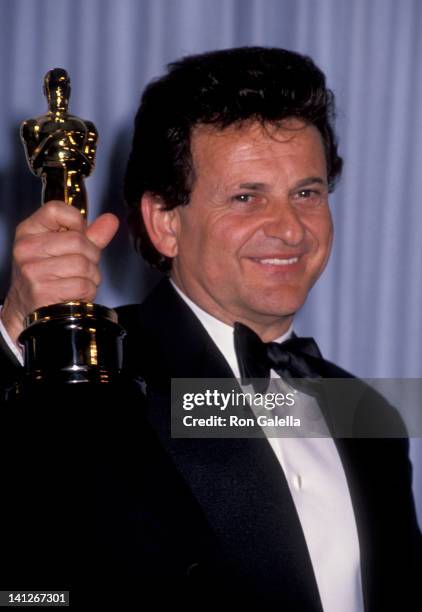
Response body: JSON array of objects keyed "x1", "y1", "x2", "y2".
[{"x1": 262, "y1": 199, "x2": 305, "y2": 246}]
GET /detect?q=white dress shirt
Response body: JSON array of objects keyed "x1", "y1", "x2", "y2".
[
  {"x1": 0, "y1": 291, "x2": 364, "y2": 611},
  {"x1": 171, "y1": 282, "x2": 364, "y2": 612}
]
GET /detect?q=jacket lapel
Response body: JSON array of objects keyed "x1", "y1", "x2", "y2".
[{"x1": 117, "y1": 279, "x2": 323, "y2": 607}]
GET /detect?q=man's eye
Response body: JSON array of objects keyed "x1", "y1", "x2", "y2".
[
  {"x1": 295, "y1": 189, "x2": 322, "y2": 204},
  {"x1": 232, "y1": 193, "x2": 254, "y2": 203}
]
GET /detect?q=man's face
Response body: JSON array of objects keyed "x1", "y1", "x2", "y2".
[{"x1": 170, "y1": 119, "x2": 333, "y2": 340}]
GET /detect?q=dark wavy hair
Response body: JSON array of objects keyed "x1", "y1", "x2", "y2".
[{"x1": 124, "y1": 46, "x2": 343, "y2": 272}]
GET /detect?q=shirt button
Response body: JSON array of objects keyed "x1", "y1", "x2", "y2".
[{"x1": 293, "y1": 474, "x2": 302, "y2": 490}]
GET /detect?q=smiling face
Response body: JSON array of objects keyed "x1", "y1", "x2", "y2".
[{"x1": 143, "y1": 119, "x2": 333, "y2": 341}]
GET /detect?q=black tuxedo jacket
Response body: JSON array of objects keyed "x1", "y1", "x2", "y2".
[{"x1": 0, "y1": 278, "x2": 421, "y2": 610}]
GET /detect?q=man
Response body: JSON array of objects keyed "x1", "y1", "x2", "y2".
[{"x1": 0, "y1": 47, "x2": 420, "y2": 610}]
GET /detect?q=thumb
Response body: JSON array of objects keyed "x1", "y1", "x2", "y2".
[{"x1": 86, "y1": 213, "x2": 120, "y2": 249}]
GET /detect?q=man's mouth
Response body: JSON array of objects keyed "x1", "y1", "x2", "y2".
[{"x1": 251, "y1": 256, "x2": 300, "y2": 266}]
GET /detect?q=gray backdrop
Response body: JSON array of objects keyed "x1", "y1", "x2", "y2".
[{"x1": 0, "y1": 0, "x2": 421, "y2": 524}]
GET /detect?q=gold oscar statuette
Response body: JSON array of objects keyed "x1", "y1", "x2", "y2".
[{"x1": 18, "y1": 68, "x2": 125, "y2": 386}]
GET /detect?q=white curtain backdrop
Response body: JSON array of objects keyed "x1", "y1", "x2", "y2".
[{"x1": 0, "y1": 0, "x2": 421, "y2": 523}]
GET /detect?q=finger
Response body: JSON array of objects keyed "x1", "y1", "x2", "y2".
[
  {"x1": 27, "y1": 277, "x2": 99, "y2": 308},
  {"x1": 16, "y1": 201, "x2": 86, "y2": 238},
  {"x1": 19, "y1": 254, "x2": 102, "y2": 287},
  {"x1": 14, "y1": 230, "x2": 101, "y2": 265},
  {"x1": 86, "y1": 213, "x2": 119, "y2": 250}
]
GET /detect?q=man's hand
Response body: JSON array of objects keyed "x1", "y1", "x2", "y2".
[{"x1": 1, "y1": 200, "x2": 119, "y2": 345}]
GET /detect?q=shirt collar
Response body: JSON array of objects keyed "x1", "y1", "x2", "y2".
[{"x1": 170, "y1": 280, "x2": 294, "y2": 378}]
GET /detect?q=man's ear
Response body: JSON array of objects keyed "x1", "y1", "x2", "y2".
[{"x1": 140, "y1": 193, "x2": 179, "y2": 258}]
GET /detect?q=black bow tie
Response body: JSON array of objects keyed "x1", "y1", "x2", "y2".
[{"x1": 234, "y1": 322, "x2": 323, "y2": 393}]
